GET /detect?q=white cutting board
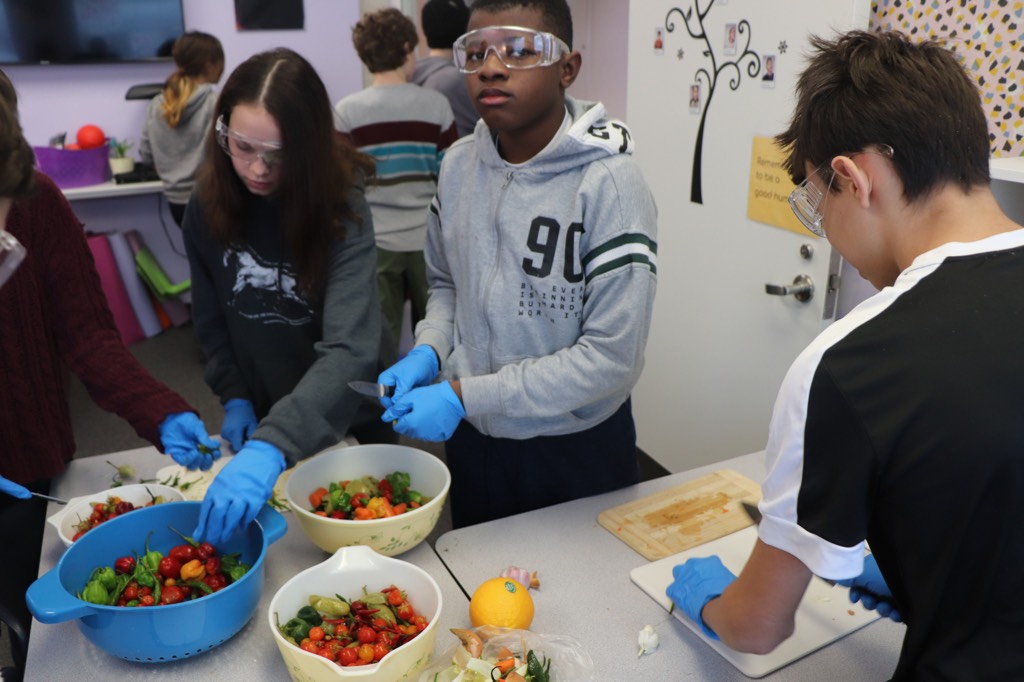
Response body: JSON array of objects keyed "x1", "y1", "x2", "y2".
[{"x1": 630, "y1": 526, "x2": 880, "y2": 678}]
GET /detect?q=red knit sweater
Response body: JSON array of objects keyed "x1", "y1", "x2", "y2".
[{"x1": 0, "y1": 172, "x2": 194, "y2": 484}]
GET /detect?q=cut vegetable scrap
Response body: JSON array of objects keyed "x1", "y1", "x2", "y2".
[
  {"x1": 500, "y1": 565, "x2": 540, "y2": 590},
  {"x1": 637, "y1": 624, "x2": 659, "y2": 657}
]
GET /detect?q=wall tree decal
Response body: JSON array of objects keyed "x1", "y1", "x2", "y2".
[{"x1": 665, "y1": 3, "x2": 761, "y2": 204}]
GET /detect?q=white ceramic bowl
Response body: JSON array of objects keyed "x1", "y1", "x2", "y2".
[
  {"x1": 284, "y1": 444, "x2": 450, "y2": 557},
  {"x1": 47, "y1": 483, "x2": 184, "y2": 547},
  {"x1": 268, "y1": 545, "x2": 442, "y2": 681}
]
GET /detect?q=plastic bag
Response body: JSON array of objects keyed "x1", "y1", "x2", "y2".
[{"x1": 418, "y1": 626, "x2": 595, "y2": 682}]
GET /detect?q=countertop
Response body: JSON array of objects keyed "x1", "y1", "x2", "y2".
[
  {"x1": 434, "y1": 450, "x2": 905, "y2": 680},
  {"x1": 25, "y1": 444, "x2": 470, "y2": 681}
]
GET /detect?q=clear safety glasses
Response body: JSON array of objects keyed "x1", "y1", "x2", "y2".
[
  {"x1": 0, "y1": 229, "x2": 26, "y2": 289},
  {"x1": 215, "y1": 116, "x2": 283, "y2": 169},
  {"x1": 788, "y1": 143, "x2": 894, "y2": 237},
  {"x1": 453, "y1": 25, "x2": 570, "y2": 74}
]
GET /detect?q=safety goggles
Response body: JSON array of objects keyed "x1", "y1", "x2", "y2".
[
  {"x1": 0, "y1": 229, "x2": 25, "y2": 289},
  {"x1": 788, "y1": 143, "x2": 894, "y2": 237},
  {"x1": 453, "y1": 25, "x2": 570, "y2": 74},
  {"x1": 215, "y1": 116, "x2": 283, "y2": 168}
]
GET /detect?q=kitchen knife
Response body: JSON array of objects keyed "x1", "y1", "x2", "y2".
[{"x1": 347, "y1": 381, "x2": 394, "y2": 399}]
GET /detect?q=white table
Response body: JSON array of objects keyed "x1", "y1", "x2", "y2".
[
  {"x1": 25, "y1": 445, "x2": 468, "y2": 680},
  {"x1": 434, "y1": 451, "x2": 905, "y2": 680}
]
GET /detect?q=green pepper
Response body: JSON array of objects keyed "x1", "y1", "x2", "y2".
[
  {"x1": 279, "y1": 606, "x2": 322, "y2": 644},
  {"x1": 184, "y1": 579, "x2": 213, "y2": 595},
  {"x1": 142, "y1": 550, "x2": 162, "y2": 572},
  {"x1": 309, "y1": 595, "x2": 350, "y2": 617},
  {"x1": 92, "y1": 566, "x2": 117, "y2": 592},
  {"x1": 81, "y1": 579, "x2": 109, "y2": 605},
  {"x1": 526, "y1": 650, "x2": 550, "y2": 682}
]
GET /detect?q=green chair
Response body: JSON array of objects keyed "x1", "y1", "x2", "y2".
[{"x1": 135, "y1": 245, "x2": 190, "y2": 297}]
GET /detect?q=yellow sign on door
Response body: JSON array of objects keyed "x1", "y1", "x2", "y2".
[{"x1": 747, "y1": 136, "x2": 811, "y2": 236}]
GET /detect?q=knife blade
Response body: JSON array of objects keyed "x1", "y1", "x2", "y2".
[{"x1": 347, "y1": 381, "x2": 394, "y2": 399}]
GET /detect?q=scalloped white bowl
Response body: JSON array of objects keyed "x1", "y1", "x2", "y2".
[
  {"x1": 47, "y1": 483, "x2": 184, "y2": 547},
  {"x1": 284, "y1": 444, "x2": 450, "y2": 557},
  {"x1": 268, "y1": 545, "x2": 442, "y2": 681}
]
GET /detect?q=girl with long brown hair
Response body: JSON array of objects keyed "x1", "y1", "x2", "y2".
[{"x1": 184, "y1": 48, "x2": 394, "y2": 545}]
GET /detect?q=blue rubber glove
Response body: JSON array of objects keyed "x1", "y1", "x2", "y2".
[
  {"x1": 193, "y1": 439, "x2": 286, "y2": 546},
  {"x1": 377, "y1": 345, "x2": 439, "y2": 408},
  {"x1": 0, "y1": 474, "x2": 30, "y2": 500},
  {"x1": 836, "y1": 554, "x2": 903, "y2": 622},
  {"x1": 159, "y1": 412, "x2": 221, "y2": 471},
  {"x1": 220, "y1": 398, "x2": 258, "y2": 453},
  {"x1": 381, "y1": 382, "x2": 465, "y2": 441},
  {"x1": 666, "y1": 555, "x2": 737, "y2": 640}
]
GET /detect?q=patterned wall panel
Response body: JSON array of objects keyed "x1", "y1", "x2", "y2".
[{"x1": 871, "y1": 0, "x2": 1024, "y2": 156}]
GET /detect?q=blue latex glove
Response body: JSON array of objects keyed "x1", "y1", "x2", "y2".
[
  {"x1": 193, "y1": 439, "x2": 286, "y2": 546},
  {"x1": 159, "y1": 412, "x2": 221, "y2": 471},
  {"x1": 381, "y1": 382, "x2": 465, "y2": 442},
  {"x1": 220, "y1": 398, "x2": 258, "y2": 453},
  {"x1": 666, "y1": 555, "x2": 737, "y2": 640},
  {"x1": 377, "y1": 345, "x2": 439, "y2": 408},
  {"x1": 836, "y1": 554, "x2": 903, "y2": 622},
  {"x1": 0, "y1": 474, "x2": 30, "y2": 500}
]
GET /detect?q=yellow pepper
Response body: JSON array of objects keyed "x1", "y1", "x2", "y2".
[
  {"x1": 180, "y1": 559, "x2": 207, "y2": 581},
  {"x1": 366, "y1": 496, "x2": 393, "y2": 518}
]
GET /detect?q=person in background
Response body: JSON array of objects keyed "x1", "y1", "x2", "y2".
[
  {"x1": 335, "y1": 8, "x2": 458, "y2": 355},
  {"x1": 0, "y1": 70, "x2": 218, "y2": 681},
  {"x1": 186, "y1": 48, "x2": 395, "y2": 546},
  {"x1": 377, "y1": 0, "x2": 658, "y2": 528},
  {"x1": 666, "y1": 31, "x2": 1024, "y2": 680},
  {"x1": 414, "y1": 0, "x2": 480, "y2": 138},
  {"x1": 139, "y1": 31, "x2": 224, "y2": 227}
]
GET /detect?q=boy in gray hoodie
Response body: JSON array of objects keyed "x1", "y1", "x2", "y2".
[{"x1": 379, "y1": 0, "x2": 658, "y2": 527}]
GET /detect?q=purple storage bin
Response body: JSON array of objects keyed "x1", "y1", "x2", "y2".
[{"x1": 33, "y1": 146, "x2": 111, "y2": 189}]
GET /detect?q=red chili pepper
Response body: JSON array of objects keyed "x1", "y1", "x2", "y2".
[
  {"x1": 114, "y1": 556, "x2": 135, "y2": 575},
  {"x1": 204, "y1": 556, "x2": 221, "y2": 576},
  {"x1": 203, "y1": 573, "x2": 228, "y2": 591},
  {"x1": 168, "y1": 544, "x2": 197, "y2": 563},
  {"x1": 159, "y1": 585, "x2": 185, "y2": 605},
  {"x1": 196, "y1": 542, "x2": 217, "y2": 560},
  {"x1": 158, "y1": 556, "x2": 182, "y2": 580}
]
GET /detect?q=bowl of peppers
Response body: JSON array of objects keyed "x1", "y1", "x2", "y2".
[
  {"x1": 285, "y1": 444, "x2": 451, "y2": 557},
  {"x1": 269, "y1": 544, "x2": 442, "y2": 681},
  {"x1": 47, "y1": 482, "x2": 184, "y2": 546},
  {"x1": 26, "y1": 500, "x2": 286, "y2": 662}
]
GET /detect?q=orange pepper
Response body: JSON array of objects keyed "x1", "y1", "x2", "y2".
[
  {"x1": 353, "y1": 507, "x2": 376, "y2": 520},
  {"x1": 309, "y1": 486, "x2": 328, "y2": 509},
  {"x1": 180, "y1": 559, "x2": 206, "y2": 581}
]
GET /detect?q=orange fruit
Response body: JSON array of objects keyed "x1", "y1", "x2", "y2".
[{"x1": 468, "y1": 577, "x2": 534, "y2": 630}]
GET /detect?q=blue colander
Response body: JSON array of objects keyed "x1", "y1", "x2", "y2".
[{"x1": 27, "y1": 501, "x2": 286, "y2": 663}]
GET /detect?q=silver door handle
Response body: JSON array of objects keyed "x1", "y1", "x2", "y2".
[{"x1": 765, "y1": 274, "x2": 814, "y2": 303}]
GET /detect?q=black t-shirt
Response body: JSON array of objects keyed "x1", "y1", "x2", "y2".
[{"x1": 758, "y1": 231, "x2": 1024, "y2": 680}]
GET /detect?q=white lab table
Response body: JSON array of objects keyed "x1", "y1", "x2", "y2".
[
  {"x1": 434, "y1": 451, "x2": 905, "y2": 680},
  {"x1": 25, "y1": 445, "x2": 469, "y2": 681}
]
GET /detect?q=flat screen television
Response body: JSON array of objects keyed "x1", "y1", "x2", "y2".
[{"x1": 0, "y1": 0, "x2": 185, "y2": 65}]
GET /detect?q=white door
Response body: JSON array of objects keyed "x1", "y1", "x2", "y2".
[{"x1": 627, "y1": 2, "x2": 871, "y2": 472}]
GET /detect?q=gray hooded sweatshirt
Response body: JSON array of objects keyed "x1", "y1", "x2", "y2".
[
  {"x1": 416, "y1": 97, "x2": 658, "y2": 439},
  {"x1": 139, "y1": 83, "x2": 217, "y2": 205}
]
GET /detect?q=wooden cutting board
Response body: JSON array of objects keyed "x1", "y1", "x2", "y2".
[{"x1": 598, "y1": 469, "x2": 761, "y2": 560}]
